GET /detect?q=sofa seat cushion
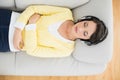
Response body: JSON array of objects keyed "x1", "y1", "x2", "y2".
[
  {"x1": 15, "y1": 52, "x2": 106, "y2": 76},
  {"x1": 0, "y1": 52, "x2": 16, "y2": 75},
  {"x1": 15, "y1": 0, "x2": 89, "y2": 10}
]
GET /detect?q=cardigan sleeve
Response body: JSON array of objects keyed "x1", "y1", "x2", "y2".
[
  {"x1": 14, "y1": 5, "x2": 73, "y2": 30},
  {"x1": 24, "y1": 29, "x2": 73, "y2": 58}
]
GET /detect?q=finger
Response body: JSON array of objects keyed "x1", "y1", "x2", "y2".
[
  {"x1": 19, "y1": 40, "x2": 24, "y2": 49},
  {"x1": 28, "y1": 13, "x2": 41, "y2": 24},
  {"x1": 14, "y1": 44, "x2": 21, "y2": 50},
  {"x1": 17, "y1": 45, "x2": 22, "y2": 50},
  {"x1": 21, "y1": 40, "x2": 24, "y2": 46},
  {"x1": 13, "y1": 42, "x2": 20, "y2": 50},
  {"x1": 17, "y1": 46, "x2": 21, "y2": 50},
  {"x1": 15, "y1": 41, "x2": 22, "y2": 50}
]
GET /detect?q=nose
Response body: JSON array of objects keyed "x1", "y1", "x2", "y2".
[{"x1": 78, "y1": 26, "x2": 84, "y2": 34}]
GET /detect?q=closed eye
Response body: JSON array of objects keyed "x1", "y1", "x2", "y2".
[
  {"x1": 84, "y1": 22, "x2": 88, "y2": 27},
  {"x1": 83, "y1": 22, "x2": 88, "y2": 36},
  {"x1": 84, "y1": 31, "x2": 88, "y2": 36}
]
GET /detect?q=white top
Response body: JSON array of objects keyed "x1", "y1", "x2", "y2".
[
  {"x1": 9, "y1": 11, "x2": 21, "y2": 52},
  {"x1": 9, "y1": 11, "x2": 73, "y2": 52},
  {"x1": 48, "y1": 21, "x2": 73, "y2": 43}
]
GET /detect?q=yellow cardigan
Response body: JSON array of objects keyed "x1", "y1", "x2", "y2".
[{"x1": 16, "y1": 5, "x2": 75, "y2": 57}]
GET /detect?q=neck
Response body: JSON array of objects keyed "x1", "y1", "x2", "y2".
[{"x1": 66, "y1": 21, "x2": 76, "y2": 41}]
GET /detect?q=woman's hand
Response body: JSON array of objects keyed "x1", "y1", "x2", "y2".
[
  {"x1": 28, "y1": 13, "x2": 41, "y2": 24},
  {"x1": 13, "y1": 28, "x2": 24, "y2": 50},
  {"x1": 13, "y1": 13, "x2": 40, "y2": 50}
]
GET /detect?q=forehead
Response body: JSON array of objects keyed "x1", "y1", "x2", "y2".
[
  {"x1": 85, "y1": 21, "x2": 97, "y2": 38},
  {"x1": 87, "y1": 21, "x2": 96, "y2": 27}
]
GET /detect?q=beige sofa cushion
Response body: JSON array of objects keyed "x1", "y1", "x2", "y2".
[{"x1": 0, "y1": 0, "x2": 15, "y2": 10}]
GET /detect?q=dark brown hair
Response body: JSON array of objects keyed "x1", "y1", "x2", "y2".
[{"x1": 75, "y1": 16, "x2": 108, "y2": 46}]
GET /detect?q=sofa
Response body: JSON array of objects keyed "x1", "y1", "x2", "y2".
[{"x1": 0, "y1": 0, "x2": 113, "y2": 76}]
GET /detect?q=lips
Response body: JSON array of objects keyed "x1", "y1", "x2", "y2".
[{"x1": 75, "y1": 26, "x2": 77, "y2": 33}]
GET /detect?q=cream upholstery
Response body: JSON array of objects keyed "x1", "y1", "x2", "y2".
[{"x1": 0, "y1": 0, "x2": 113, "y2": 75}]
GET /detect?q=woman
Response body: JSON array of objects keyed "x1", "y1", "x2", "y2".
[{"x1": 0, "y1": 5, "x2": 108, "y2": 57}]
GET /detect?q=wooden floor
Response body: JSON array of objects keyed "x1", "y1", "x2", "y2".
[{"x1": 0, "y1": 0, "x2": 120, "y2": 79}]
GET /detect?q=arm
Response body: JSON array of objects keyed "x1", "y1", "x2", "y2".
[
  {"x1": 25, "y1": 29, "x2": 72, "y2": 57},
  {"x1": 24, "y1": 13, "x2": 73, "y2": 57},
  {"x1": 13, "y1": 28, "x2": 23, "y2": 50},
  {"x1": 14, "y1": 5, "x2": 73, "y2": 30},
  {"x1": 13, "y1": 13, "x2": 41, "y2": 50}
]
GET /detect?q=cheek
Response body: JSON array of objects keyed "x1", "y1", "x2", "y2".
[
  {"x1": 77, "y1": 33, "x2": 84, "y2": 39},
  {"x1": 77, "y1": 23, "x2": 82, "y2": 27},
  {"x1": 78, "y1": 33, "x2": 89, "y2": 39}
]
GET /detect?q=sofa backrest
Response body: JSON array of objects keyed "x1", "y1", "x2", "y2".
[
  {"x1": 0, "y1": 0, "x2": 15, "y2": 10},
  {"x1": 15, "y1": 0, "x2": 89, "y2": 10}
]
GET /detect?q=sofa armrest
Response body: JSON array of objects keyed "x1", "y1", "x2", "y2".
[{"x1": 72, "y1": 0, "x2": 113, "y2": 64}]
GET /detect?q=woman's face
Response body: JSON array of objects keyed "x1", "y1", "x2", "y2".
[{"x1": 72, "y1": 21, "x2": 97, "y2": 40}]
